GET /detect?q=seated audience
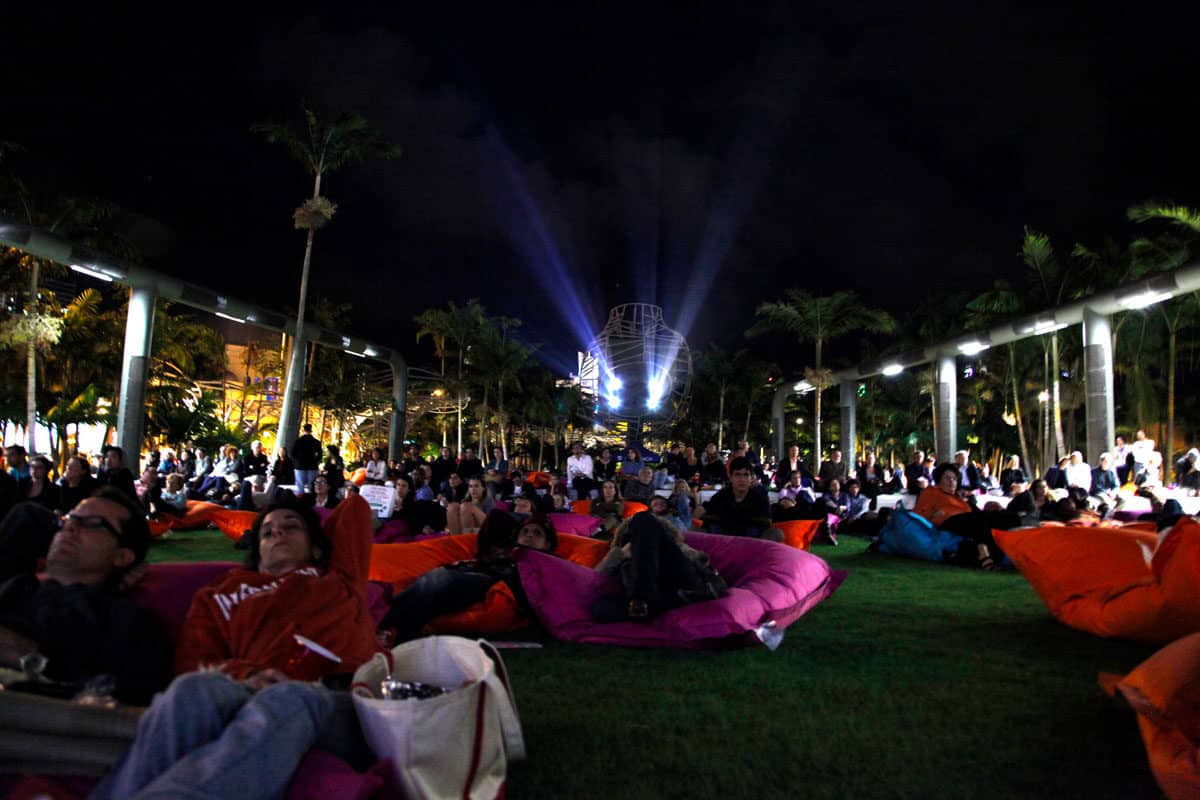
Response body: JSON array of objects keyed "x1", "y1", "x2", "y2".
[
  {"x1": 857, "y1": 452, "x2": 886, "y2": 498},
  {"x1": 455, "y1": 447, "x2": 484, "y2": 480},
  {"x1": 1090, "y1": 452, "x2": 1120, "y2": 503},
  {"x1": 271, "y1": 446, "x2": 296, "y2": 486},
  {"x1": 364, "y1": 447, "x2": 388, "y2": 485},
  {"x1": 699, "y1": 457, "x2": 783, "y2": 541},
  {"x1": 843, "y1": 480, "x2": 869, "y2": 521},
  {"x1": 1043, "y1": 456, "x2": 1069, "y2": 491},
  {"x1": 668, "y1": 478, "x2": 698, "y2": 526},
  {"x1": 623, "y1": 466, "x2": 657, "y2": 504},
  {"x1": 304, "y1": 474, "x2": 340, "y2": 510},
  {"x1": 591, "y1": 479, "x2": 626, "y2": 536},
  {"x1": 999, "y1": 455, "x2": 1026, "y2": 495},
  {"x1": 568, "y1": 443, "x2": 598, "y2": 499},
  {"x1": 156, "y1": 473, "x2": 189, "y2": 517},
  {"x1": 321, "y1": 444, "x2": 346, "y2": 494},
  {"x1": 953, "y1": 451, "x2": 979, "y2": 492},
  {"x1": 447, "y1": 476, "x2": 496, "y2": 534},
  {"x1": 98, "y1": 446, "x2": 138, "y2": 503},
  {"x1": 188, "y1": 447, "x2": 212, "y2": 492},
  {"x1": 20, "y1": 455, "x2": 60, "y2": 512},
  {"x1": 438, "y1": 471, "x2": 468, "y2": 505},
  {"x1": 903, "y1": 450, "x2": 929, "y2": 495},
  {"x1": 818, "y1": 449, "x2": 847, "y2": 491},
  {"x1": 774, "y1": 444, "x2": 808, "y2": 490},
  {"x1": 1065, "y1": 451, "x2": 1092, "y2": 492},
  {"x1": 484, "y1": 445, "x2": 509, "y2": 475},
  {"x1": 594, "y1": 447, "x2": 618, "y2": 482},
  {"x1": 389, "y1": 475, "x2": 446, "y2": 534},
  {"x1": 5, "y1": 444, "x2": 31, "y2": 480},
  {"x1": 58, "y1": 455, "x2": 98, "y2": 513},
  {"x1": 699, "y1": 444, "x2": 726, "y2": 485},
  {"x1": 194, "y1": 445, "x2": 242, "y2": 500},
  {"x1": 1009, "y1": 478, "x2": 1051, "y2": 523},
  {"x1": 913, "y1": 463, "x2": 1022, "y2": 569}
]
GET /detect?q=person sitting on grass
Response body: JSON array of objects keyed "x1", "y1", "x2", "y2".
[
  {"x1": 913, "y1": 463, "x2": 1022, "y2": 570},
  {"x1": 92, "y1": 494, "x2": 379, "y2": 800},
  {"x1": 698, "y1": 457, "x2": 783, "y2": 541},
  {"x1": 376, "y1": 510, "x2": 557, "y2": 643},
  {"x1": 1008, "y1": 478, "x2": 1051, "y2": 523},
  {"x1": 590, "y1": 479, "x2": 625, "y2": 537},
  {"x1": 155, "y1": 473, "x2": 189, "y2": 517},
  {"x1": 591, "y1": 507, "x2": 727, "y2": 622},
  {"x1": 447, "y1": 476, "x2": 496, "y2": 534},
  {"x1": 390, "y1": 475, "x2": 446, "y2": 534},
  {"x1": 19, "y1": 455, "x2": 60, "y2": 512}
]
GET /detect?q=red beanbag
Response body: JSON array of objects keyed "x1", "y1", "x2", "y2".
[
  {"x1": 621, "y1": 501, "x2": 648, "y2": 518},
  {"x1": 1101, "y1": 632, "x2": 1200, "y2": 800},
  {"x1": 147, "y1": 500, "x2": 225, "y2": 537},
  {"x1": 775, "y1": 519, "x2": 822, "y2": 551},
  {"x1": 995, "y1": 519, "x2": 1200, "y2": 643}
]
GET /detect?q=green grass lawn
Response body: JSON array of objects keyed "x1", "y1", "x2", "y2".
[{"x1": 147, "y1": 531, "x2": 1161, "y2": 799}]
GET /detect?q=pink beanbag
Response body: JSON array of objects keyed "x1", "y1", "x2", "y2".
[
  {"x1": 547, "y1": 512, "x2": 603, "y2": 537},
  {"x1": 131, "y1": 562, "x2": 238, "y2": 642},
  {"x1": 517, "y1": 531, "x2": 844, "y2": 648}
]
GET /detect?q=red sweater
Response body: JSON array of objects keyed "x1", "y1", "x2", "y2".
[{"x1": 175, "y1": 495, "x2": 378, "y2": 679}]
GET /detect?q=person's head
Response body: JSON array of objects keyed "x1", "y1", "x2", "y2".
[
  {"x1": 1136, "y1": 429, "x2": 1147, "y2": 441},
  {"x1": 788, "y1": 444, "x2": 799, "y2": 460},
  {"x1": 467, "y1": 477, "x2": 486, "y2": 500},
  {"x1": 517, "y1": 515, "x2": 557, "y2": 552},
  {"x1": 672, "y1": 479, "x2": 691, "y2": 495},
  {"x1": 831, "y1": 450, "x2": 842, "y2": 463},
  {"x1": 729, "y1": 457, "x2": 754, "y2": 489},
  {"x1": 572, "y1": 442, "x2": 584, "y2": 456},
  {"x1": 371, "y1": 447, "x2": 383, "y2": 461},
  {"x1": 789, "y1": 471, "x2": 803, "y2": 487},
  {"x1": 393, "y1": 475, "x2": 412, "y2": 498},
  {"x1": 1030, "y1": 479, "x2": 1048, "y2": 500},
  {"x1": 441, "y1": 446, "x2": 452, "y2": 459},
  {"x1": 932, "y1": 463, "x2": 959, "y2": 492},
  {"x1": 828, "y1": 478, "x2": 841, "y2": 496},
  {"x1": 224, "y1": 444, "x2": 239, "y2": 460},
  {"x1": 250, "y1": 474, "x2": 266, "y2": 489},
  {"x1": 326, "y1": 444, "x2": 339, "y2": 458},
  {"x1": 65, "y1": 455, "x2": 88, "y2": 483},
  {"x1": 845, "y1": 479, "x2": 860, "y2": 496},
  {"x1": 1058, "y1": 456, "x2": 1069, "y2": 468},
  {"x1": 601, "y1": 480, "x2": 618, "y2": 501},
  {"x1": 166, "y1": 473, "x2": 184, "y2": 492},
  {"x1": 954, "y1": 450, "x2": 968, "y2": 466},
  {"x1": 649, "y1": 495, "x2": 671, "y2": 516},
  {"x1": 911, "y1": 450, "x2": 923, "y2": 464},
  {"x1": 180, "y1": 449, "x2": 192, "y2": 461},
  {"x1": 104, "y1": 446, "x2": 125, "y2": 470},
  {"x1": 600, "y1": 448, "x2": 612, "y2": 460},
  {"x1": 685, "y1": 446, "x2": 696, "y2": 461},
  {"x1": 1099, "y1": 452, "x2": 1112, "y2": 469},
  {"x1": 1115, "y1": 434, "x2": 1126, "y2": 447},
  {"x1": 447, "y1": 472, "x2": 464, "y2": 489},
  {"x1": 463, "y1": 448, "x2": 475, "y2": 460},
  {"x1": 250, "y1": 440, "x2": 263, "y2": 455},
  {"x1": 302, "y1": 423, "x2": 313, "y2": 434},
  {"x1": 277, "y1": 446, "x2": 288, "y2": 458},
  {"x1": 627, "y1": 447, "x2": 640, "y2": 461},
  {"x1": 1007, "y1": 454, "x2": 1020, "y2": 469},
  {"x1": 865, "y1": 452, "x2": 876, "y2": 465},
  {"x1": 737, "y1": 440, "x2": 749, "y2": 453},
  {"x1": 513, "y1": 495, "x2": 535, "y2": 515},
  {"x1": 195, "y1": 447, "x2": 206, "y2": 459},
  {"x1": 638, "y1": 466, "x2": 653, "y2": 485},
  {"x1": 1070, "y1": 451, "x2": 1083, "y2": 465},
  {"x1": 246, "y1": 496, "x2": 330, "y2": 575},
  {"x1": 313, "y1": 475, "x2": 330, "y2": 495},
  {"x1": 30, "y1": 456, "x2": 51, "y2": 482},
  {"x1": 5, "y1": 445, "x2": 27, "y2": 469},
  {"x1": 140, "y1": 467, "x2": 158, "y2": 486},
  {"x1": 705, "y1": 443, "x2": 717, "y2": 456},
  {"x1": 47, "y1": 488, "x2": 151, "y2": 585}
]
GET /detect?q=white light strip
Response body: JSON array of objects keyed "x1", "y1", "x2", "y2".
[
  {"x1": 344, "y1": 349, "x2": 366, "y2": 358},
  {"x1": 958, "y1": 340, "x2": 988, "y2": 356},
  {"x1": 1033, "y1": 322, "x2": 1067, "y2": 335},
  {"x1": 1118, "y1": 291, "x2": 1171, "y2": 310},
  {"x1": 881, "y1": 363, "x2": 904, "y2": 376},
  {"x1": 70, "y1": 264, "x2": 114, "y2": 282},
  {"x1": 215, "y1": 311, "x2": 245, "y2": 324}
]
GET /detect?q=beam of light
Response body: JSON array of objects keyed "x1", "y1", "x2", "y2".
[
  {"x1": 646, "y1": 368, "x2": 669, "y2": 411},
  {"x1": 1118, "y1": 290, "x2": 1171, "y2": 310}
]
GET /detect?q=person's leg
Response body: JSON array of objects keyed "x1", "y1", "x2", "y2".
[
  {"x1": 91, "y1": 672, "x2": 251, "y2": 800},
  {"x1": 236, "y1": 481, "x2": 255, "y2": 511},
  {"x1": 376, "y1": 566, "x2": 498, "y2": 639},
  {"x1": 446, "y1": 503, "x2": 463, "y2": 534},
  {"x1": 460, "y1": 503, "x2": 486, "y2": 532},
  {"x1": 121, "y1": 681, "x2": 331, "y2": 800}
]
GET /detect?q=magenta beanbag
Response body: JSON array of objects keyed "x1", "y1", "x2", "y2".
[
  {"x1": 131, "y1": 561, "x2": 238, "y2": 642},
  {"x1": 547, "y1": 512, "x2": 603, "y2": 537},
  {"x1": 517, "y1": 531, "x2": 844, "y2": 648}
]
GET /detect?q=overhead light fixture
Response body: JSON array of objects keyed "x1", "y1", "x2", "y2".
[
  {"x1": 363, "y1": 346, "x2": 378, "y2": 358},
  {"x1": 344, "y1": 349, "x2": 365, "y2": 358},
  {"x1": 70, "y1": 264, "x2": 114, "y2": 282},
  {"x1": 1117, "y1": 290, "x2": 1171, "y2": 310},
  {"x1": 958, "y1": 340, "x2": 989, "y2": 356},
  {"x1": 1033, "y1": 321, "x2": 1067, "y2": 335},
  {"x1": 215, "y1": 311, "x2": 245, "y2": 324},
  {"x1": 793, "y1": 380, "x2": 814, "y2": 394},
  {"x1": 881, "y1": 363, "x2": 904, "y2": 377}
]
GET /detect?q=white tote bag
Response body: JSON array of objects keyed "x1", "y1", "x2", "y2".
[{"x1": 351, "y1": 636, "x2": 525, "y2": 800}]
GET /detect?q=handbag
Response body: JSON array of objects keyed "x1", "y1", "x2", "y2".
[{"x1": 351, "y1": 636, "x2": 525, "y2": 800}]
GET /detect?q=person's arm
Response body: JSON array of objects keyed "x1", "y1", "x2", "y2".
[{"x1": 329, "y1": 492, "x2": 372, "y2": 585}]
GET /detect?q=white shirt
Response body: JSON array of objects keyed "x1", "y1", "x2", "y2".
[
  {"x1": 1065, "y1": 461, "x2": 1092, "y2": 491},
  {"x1": 566, "y1": 454, "x2": 594, "y2": 481}
]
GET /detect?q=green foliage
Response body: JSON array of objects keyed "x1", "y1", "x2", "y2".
[{"x1": 252, "y1": 108, "x2": 402, "y2": 182}]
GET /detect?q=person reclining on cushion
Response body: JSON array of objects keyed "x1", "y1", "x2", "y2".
[
  {"x1": 0, "y1": 488, "x2": 171, "y2": 706},
  {"x1": 376, "y1": 510, "x2": 558, "y2": 643},
  {"x1": 91, "y1": 493, "x2": 378, "y2": 800},
  {"x1": 913, "y1": 463, "x2": 1022, "y2": 570},
  {"x1": 591, "y1": 505, "x2": 727, "y2": 621}
]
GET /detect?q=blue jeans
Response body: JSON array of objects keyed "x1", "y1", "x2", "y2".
[
  {"x1": 91, "y1": 672, "x2": 331, "y2": 800},
  {"x1": 294, "y1": 469, "x2": 318, "y2": 494}
]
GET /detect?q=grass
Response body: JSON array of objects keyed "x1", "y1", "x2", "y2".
[{"x1": 147, "y1": 531, "x2": 1161, "y2": 799}]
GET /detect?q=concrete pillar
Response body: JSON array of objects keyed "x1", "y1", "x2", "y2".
[
  {"x1": 771, "y1": 385, "x2": 789, "y2": 464},
  {"x1": 840, "y1": 379, "x2": 857, "y2": 477},
  {"x1": 1083, "y1": 308, "x2": 1115, "y2": 465},
  {"x1": 116, "y1": 284, "x2": 157, "y2": 464},
  {"x1": 936, "y1": 353, "x2": 957, "y2": 461},
  {"x1": 276, "y1": 333, "x2": 308, "y2": 457},
  {"x1": 388, "y1": 353, "x2": 408, "y2": 459}
]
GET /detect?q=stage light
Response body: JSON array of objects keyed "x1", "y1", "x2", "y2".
[{"x1": 215, "y1": 312, "x2": 245, "y2": 324}]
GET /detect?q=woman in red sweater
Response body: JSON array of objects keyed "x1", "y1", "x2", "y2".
[{"x1": 93, "y1": 494, "x2": 378, "y2": 800}]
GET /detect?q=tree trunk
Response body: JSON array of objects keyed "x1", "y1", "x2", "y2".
[
  {"x1": 743, "y1": 403, "x2": 753, "y2": 444},
  {"x1": 1051, "y1": 333, "x2": 1066, "y2": 459},
  {"x1": 812, "y1": 338, "x2": 823, "y2": 476},
  {"x1": 294, "y1": 172, "x2": 321, "y2": 395},
  {"x1": 1167, "y1": 328, "x2": 1176, "y2": 466},
  {"x1": 537, "y1": 425, "x2": 545, "y2": 471},
  {"x1": 717, "y1": 387, "x2": 726, "y2": 452},
  {"x1": 498, "y1": 382, "x2": 507, "y2": 461},
  {"x1": 1009, "y1": 345, "x2": 1031, "y2": 478},
  {"x1": 24, "y1": 259, "x2": 41, "y2": 454}
]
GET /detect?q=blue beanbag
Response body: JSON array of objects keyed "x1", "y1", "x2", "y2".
[{"x1": 877, "y1": 509, "x2": 962, "y2": 563}]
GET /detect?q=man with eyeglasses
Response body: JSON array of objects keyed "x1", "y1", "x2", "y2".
[
  {"x1": 697, "y1": 457, "x2": 783, "y2": 542},
  {"x1": 0, "y1": 488, "x2": 171, "y2": 705}
]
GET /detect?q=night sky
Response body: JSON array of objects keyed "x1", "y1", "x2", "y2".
[{"x1": 7, "y1": 3, "x2": 1200, "y2": 375}]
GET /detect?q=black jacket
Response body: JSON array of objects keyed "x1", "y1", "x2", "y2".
[{"x1": 291, "y1": 434, "x2": 323, "y2": 470}]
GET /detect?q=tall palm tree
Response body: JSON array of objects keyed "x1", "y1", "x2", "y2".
[
  {"x1": 1022, "y1": 228, "x2": 1078, "y2": 461},
  {"x1": 965, "y1": 281, "x2": 1032, "y2": 474},
  {"x1": 414, "y1": 299, "x2": 485, "y2": 453},
  {"x1": 747, "y1": 290, "x2": 896, "y2": 475},
  {"x1": 696, "y1": 345, "x2": 743, "y2": 451},
  {"x1": 253, "y1": 108, "x2": 400, "y2": 443}
]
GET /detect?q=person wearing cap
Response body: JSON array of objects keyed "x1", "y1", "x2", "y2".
[
  {"x1": 376, "y1": 509, "x2": 557, "y2": 642},
  {"x1": 0, "y1": 488, "x2": 171, "y2": 705}
]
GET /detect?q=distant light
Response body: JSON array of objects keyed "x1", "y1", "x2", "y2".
[
  {"x1": 344, "y1": 349, "x2": 365, "y2": 358},
  {"x1": 962, "y1": 366, "x2": 974, "y2": 379},
  {"x1": 793, "y1": 380, "x2": 815, "y2": 394},
  {"x1": 958, "y1": 340, "x2": 988, "y2": 356},
  {"x1": 881, "y1": 363, "x2": 904, "y2": 377},
  {"x1": 1037, "y1": 390, "x2": 1050, "y2": 402},
  {"x1": 363, "y1": 346, "x2": 378, "y2": 358},
  {"x1": 795, "y1": 417, "x2": 804, "y2": 424},
  {"x1": 215, "y1": 311, "x2": 245, "y2": 324},
  {"x1": 1118, "y1": 290, "x2": 1171, "y2": 310},
  {"x1": 70, "y1": 264, "x2": 113, "y2": 282},
  {"x1": 646, "y1": 369, "x2": 669, "y2": 412}
]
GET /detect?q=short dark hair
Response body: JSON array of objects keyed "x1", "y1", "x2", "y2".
[
  {"x1": 729, "y1": 456, "x2": 753, "y2": 475},
  {"x1": 242, "y1": 494, "x2": 331, "y2": 571},
  {"x1": 92, "y1": 486, "x2": 151, "y2": 566},
  {"x1": 931, "y1": 463, "x2": 958, "y2": 485},
  {"x1": 522, "y1": 513, "x2": 558, "y2": 553},
  {"x1": 106, "y1": 446, "x2": 126, "y2": 464},
  {"x1": 303, "y1": 423, "x2": 313, "y2": 432}
]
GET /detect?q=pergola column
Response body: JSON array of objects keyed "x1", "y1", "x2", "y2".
[
  {"x1": 1083, "y1": 307, "x2": 1115, "y2": 464},
  {"x1": 840, "y1": 379, "x2": 857, "y2": 476},
  {"x1": 936, "y1": 353, "x2": 957, "y2": 460},
  {"x1": 276, "y1": 333, "x2": 308, "y2": 457},
  {"x1": 388, "y1": 353, "x2": 408, "y2": 459},
  {"x1": 116, "y1": 283, "x2": 157, "y2": 463}
]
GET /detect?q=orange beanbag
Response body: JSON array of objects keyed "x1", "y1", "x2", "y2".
[
  {"x1": 621, "y1": 501, "x2": 648, "y2": 518},
  {"x1": 995, "y1": 519, "x2": 1200, "y2": 643},
  {"x1": 775, "y1": 519, "x2": 822, "y2": 551},
  {"x1": 209, "y1": 508, "x2": 259, "y2": 542},
  {"x1": 350, "y1": 467, "x2": 367, "y2": 486},
  {"x1": 572, "y1": 498, "x2": 593, "y2": 515},
  {"x1": 148, "y1": 500, "x2": 227, "y2": 537},
  {"x1": 525, "y1": 471, "x2": 551, "y2": 489},
  {"x1": 1100, "y1": 632, "x2": 1200, "y2": 800},
  {"x1": 369, "y1": 533, "x2": 610, "y2": 634}
]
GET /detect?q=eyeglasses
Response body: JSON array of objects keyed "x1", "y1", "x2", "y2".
[{"x1": 61, "y1": 513, "x2": 121, "y2": 540}]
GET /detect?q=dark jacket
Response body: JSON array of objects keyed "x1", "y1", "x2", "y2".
[
  {"x1": 291, "y1": 433, "x2": 323, "y2": 471},
  {"x1": 97, "y1": 467, "x2": 138, "y2": 503},
  {"x1": 19, "y1": 478, "x2": 61, "y2": 512},
  {"x1": 702, "y1": 485, "x2": 772, "y2": 536},
  {"x1": 58, "y1": 473, "x2": 98, "y2": 513}
]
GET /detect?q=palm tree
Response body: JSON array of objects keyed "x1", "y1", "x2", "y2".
[
  {"x1": 696, "y1": 345, "x2": 743, "y2": 451},
  {"x1": 414, "y1": 300, "x2": 485, "y2": 453},
  {"x1": 253, "y1": 108, "x2": 401, "y2": 442},
  {"x1": 747, "y1": 290, "x2": 896, "y2": 475},
  {"x1": 965, "y1": 281, "x2": 1032, "y2": 474}
]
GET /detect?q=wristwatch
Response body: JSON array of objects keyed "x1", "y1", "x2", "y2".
[{"x1": 20, "y1": 652, "x2": 48, "y2": 681}]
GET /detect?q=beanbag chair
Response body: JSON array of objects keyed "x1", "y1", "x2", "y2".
[
  {"x1": 1100, "y1": 632, "x2": 1200, "y2": 800},
  {"x1": 876, "y1": 509, "x2": 962, "y2": 563},
  {"x1": 131, "y1": 562, "x2": 237, "y2": 642},
  {"x1": 349, "y1": 467, "x2": 367, "y2": 486},
  {"x1": 147, "y1": 500, "x2": 224, "y2": 536},
  {"x1": 517, "y1": 531, "x2": 844, "y2": 649},
  {"x1": 525, "y1": 471, "x2": 551, "y2": 489},
  {"x1": 572, "y1": 499, "x2": 593, "y2": 515},
  {"x1": 209, "y1": 507, "x2": 259, "y2": 542},
  {"x1": 548, "y1": 512, "x2": 603, "y2": 537},
  {"x1": 995, "y1": 519, "x2": 1200, "y2": 643},
  {"x1": 622, "y1": 501, "x2": 648, "y2": 518},
  {"x1": 369, "y1": 533, "x2": 610, "y2": 634},
  {"x1": 775, "y1": 519, "x2": 822, "y2": 551}
]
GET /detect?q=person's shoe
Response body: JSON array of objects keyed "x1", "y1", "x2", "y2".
[{"x1": 627, "y1": 598, "x2": 649, "y2": 619}]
